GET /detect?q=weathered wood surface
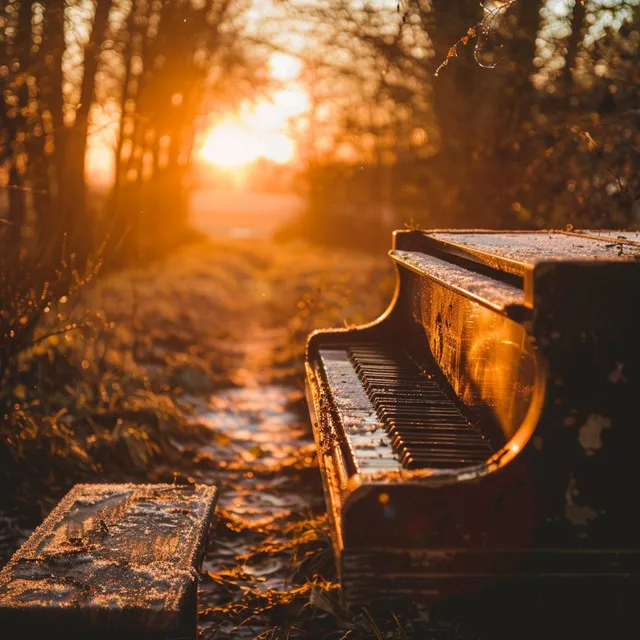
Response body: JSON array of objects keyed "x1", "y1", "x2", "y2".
[{"x1": 0, "y1": 483, "x2": 217, "y2": 638}]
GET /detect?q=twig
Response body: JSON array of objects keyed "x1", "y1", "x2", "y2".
[
  {"x1": 362, "y1": 607, "x2": 384, "y2": 640},
  {"x1": 27, "y1": 315, "x2": 92, "y2": 349},
  {"x1": 435, "y1": 0, "x2": 520, "y2": 76},
  {"x1": 0, "y1": 184, "x2": 48, "y2": 195},
  {"x1": 392, "y1": 611, "x2": 408, "y2": 640}
]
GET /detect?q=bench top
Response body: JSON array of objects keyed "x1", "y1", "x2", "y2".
[{"x1": 0, "y1": 483, "x2": 217, "y2": 631}]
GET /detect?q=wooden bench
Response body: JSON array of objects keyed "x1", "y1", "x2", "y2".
[{"x1": 0, "y1": 483, "x2": 218, "y2": 639}]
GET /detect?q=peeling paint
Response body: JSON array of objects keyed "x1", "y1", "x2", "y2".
[
  {"x1": 608, "y1": 362, "x2": 627, "y2": 384},
  {"x1": 565, "y1": 475, "x2": 598, "y2": 526},
  {"x1": 578, "y1": 414, "x2": 612, "y2": 456}
]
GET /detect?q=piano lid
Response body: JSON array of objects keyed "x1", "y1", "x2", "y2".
[
  {"x1": 418, "y1": 230, "x2": 640, "y2": 277},
  {"x1": 392, "y1": 230, "x2": 640, "y2": 314},
  {"x1": 391, "y1": 249, "x2": 526, "y2": 318}
]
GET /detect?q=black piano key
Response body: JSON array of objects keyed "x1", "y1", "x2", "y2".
[
  {"x1": 354, "y1": 362, "x2": 421, "y2": 370},
  {"x1": 403, "y1": 455, "x2": 487, "y2": 469},
  {"x1": 393, "y1": 433, "x2": 491, "y2": 447},
  {"x1": 365, "y1": 383, "x2": 440, "y2": 393},
  {"x1": 378, "y1": 403, "x2": 463, "y2": 414},
  {"x1": 373, "y1": 400, "x2": 454, "y2": 412},
  {"x1": 398, "y1": 448, "x2": 492, "y2": 463},
  {"x1": 388, "y1": 426, "x2": 475, "y2": 438},
  {"x1": 399, "y1": 439, "x2": 491, "y2": 462},
  {"x1": 360, "y1": 374, "x2": 429, "y2": 384},
  {"x1": 368, "y1": 388, "x2": 443, "y2": 398},
  {"x1": 389, "y1": 426, "x2": 477, "y2": 439},
  {"x1": 387, "y1": 416, "x2": 470, "y2": 425},
  {"x1": 401, "y1": 450, "x2": 489, "y2": 464},
  {"x1": 340, "y1": 343, "x2": 496, "y2": 471},
  {"x1": 371, "y1": 389, "x2": 446, "y2": 399},
  {"x1": 387, "y1": 414, "x2": 469, "y2": 425}
]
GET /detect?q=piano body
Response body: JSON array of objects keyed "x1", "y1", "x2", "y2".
[{"x1": 305, "y1": 229, "x2": 640, "y2": 605}]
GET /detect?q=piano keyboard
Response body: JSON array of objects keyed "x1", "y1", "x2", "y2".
[{"x1": 319, "y1": 344, "x2": 494, "y2": 470}]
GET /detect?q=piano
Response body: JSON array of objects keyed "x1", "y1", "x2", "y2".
[{"x1": 305, "y1": 229, "x2": 640, "y2": 607}]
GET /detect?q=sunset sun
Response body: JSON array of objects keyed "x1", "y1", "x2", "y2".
[
  {"x1": 198, "y1": 121, "x2": 295, "y2": 168},
  {"x1": 197, "y1": 54, "x2": 306, "y2": 170},
  {"x1": 199, "y1": 122, "x2": 260, "y2": 168}
]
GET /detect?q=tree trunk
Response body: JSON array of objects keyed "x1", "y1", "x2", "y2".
[
  {"x1": 66, "y1": 0, "x2": 112, "y2": 256},
  {"x1": 39, "y1": 0, "x2": 67, "y2": 246},
  {"x1": 17, "y1": 0, "x2": 35, "y2": 60},
  {"x1": 7, "y1": 166, "x2": 26, "y2": 260},
  {"x1": 106, "y1": 0, "x2": 137, "y2": 264},
  {"x1": 563, "y1": 0, "x2": 587, "y2": 88},
  {"x1": 427, "y1": 0, "x2": 546, "y2": 228},
  {"x1": 114, "y1": 0, "x2": 137, "y2": 192}
]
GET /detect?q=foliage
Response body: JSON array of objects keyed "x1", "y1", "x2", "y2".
[
  {"x1": 0, "y1": 238, "x2": 101, "y2": 388},
  {"x1": 0, "y1": 240, "x2": 258, "y2": 523},
  {"x1": 281, "y1": 0, "x2": 640, "y2": 244}
]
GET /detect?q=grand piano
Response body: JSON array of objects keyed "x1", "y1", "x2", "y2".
[{"x1": 305, "y1": 229, "x2": 640, "y2": 607}]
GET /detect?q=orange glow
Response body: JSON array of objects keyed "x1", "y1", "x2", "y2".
[
  {"x1": 199, "y1": 122, "x2": 260, "y2": 167},
  {"x1": 197, "y1": 87, "x2": 308, "y2": 169},
  {"x1": 198, "y1": 121, "x2": 295, "y2": 167},
  {"x1": 85, "y1": 104, "x2": 118, "y2": 187},
  {"x1": 269, "y1": 53, "x2": 302, "y2": 81},
  {"x1": 86, "y1": 145, "x2": 115, "y2": 186}
]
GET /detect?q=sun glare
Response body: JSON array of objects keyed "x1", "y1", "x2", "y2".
[
  {"x1": 85, "y1": 104, "x2": 118, "y2": 187},
  {"x1": 196, "y1": 52, "x2": 309, "y2": 170},
  {"x1": 86, "y1": 145, "x2": 116, "y2": 186},
  {"x1": 198, "y1": 85, "x2": 308, "y2": 169},
  {"x1": 269, "y1": 53, "x2": 302, "y2": 81},
  {"x1": 263, "y1": 133, "x2": 295, "y2": 163},
  {"x1": 199, "y1": 122, "x2": 260, "y2": 168},
  {"x1": 198, "y1": 121, "x2": 297, "y2": 168}
]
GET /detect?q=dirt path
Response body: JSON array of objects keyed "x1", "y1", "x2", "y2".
[{"x1": 180, "y1": 262, "x2": 328, "y2": 639}]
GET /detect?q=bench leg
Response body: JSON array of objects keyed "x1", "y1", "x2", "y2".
[{"x1": 167, "y1": 583, "x2": 198, "y2": 640}]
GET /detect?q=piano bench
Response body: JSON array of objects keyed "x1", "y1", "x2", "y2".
[{"x1": 0, "y1": 483, "x2": 218, "y2": 640}]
